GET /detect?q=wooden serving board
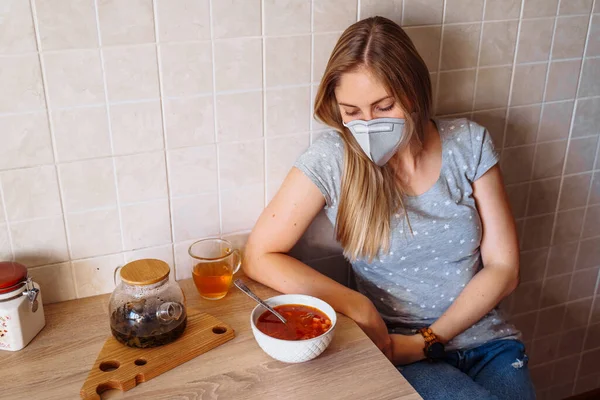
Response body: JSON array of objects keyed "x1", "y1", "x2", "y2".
[{"x1": 80, "y1": 308, "x2": 234, "y2": 399}]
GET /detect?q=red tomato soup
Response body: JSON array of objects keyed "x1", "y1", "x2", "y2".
[{"x1": 256, "y1": 304, "x2": 332, "y2": 340}]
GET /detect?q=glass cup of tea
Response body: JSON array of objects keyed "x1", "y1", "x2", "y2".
[{"x1": 188, "y1": 238, "x2": 241, "y2": 300}]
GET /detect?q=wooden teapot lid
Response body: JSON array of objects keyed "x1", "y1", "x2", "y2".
[{"x1": 120, "y1": 259, "x2": 170, "y2": 286}]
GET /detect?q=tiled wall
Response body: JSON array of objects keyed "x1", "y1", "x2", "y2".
[{"x1": 0, "y1": 0, "x2": 599, "y2": 397}]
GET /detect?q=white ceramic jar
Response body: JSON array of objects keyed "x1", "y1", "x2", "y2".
[{"x1": 0, "y1": 262, "x2": 45, "y2": 351}]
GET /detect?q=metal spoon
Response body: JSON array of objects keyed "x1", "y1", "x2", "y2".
[{"x1": 233, "y1": 279, "x2": 287, "y2": 324}]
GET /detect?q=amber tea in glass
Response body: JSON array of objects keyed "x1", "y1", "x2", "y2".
[{"x1": 189, "y1": 238, "x2": 241, "y2": 300}]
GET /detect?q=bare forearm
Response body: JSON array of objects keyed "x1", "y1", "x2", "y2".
[
  {"x1": 243, "y1": 252, "x2": 369, "y2": 319},
  {"x1": 430, "y1": 266, "x2": 518, "y2": 343}
]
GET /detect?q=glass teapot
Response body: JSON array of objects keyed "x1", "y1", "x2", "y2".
[{"x1": 109, "y1": 259, "x2": 187, "y2": 348}]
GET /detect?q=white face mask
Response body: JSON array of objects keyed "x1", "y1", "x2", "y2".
[{"x1": 343, "y1": 117, "x2": 410, "y2": 166}]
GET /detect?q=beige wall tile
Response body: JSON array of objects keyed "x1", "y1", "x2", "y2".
[
  {"x1": 218, "y1": 140, "x2": 264, "y2": 191},
  {"x1": 582, "y1": 205, "x2": 600, "y2": 238},
  {"x1": 563, "y1": 298, "x2": 594, "y2": 329},
  {"x1": 569, "y1": 267, "x2": 599, "y2": 301},
  {"x1": 115, "y1": 152, "x2": 168, "y2": 204},
  {"x1": 538, "y1": 101, "x2": 575, "y2": 142},
  {"x1": 552, "y1": 16, "x2": 589, "y2": 60},
  {"x1": 523, "y1": 0, "x2": 559, "y2": 18},
  {"x1": 579, "y1": 58, "x2": 600, "y2": 97},
  {"x1": 436, "y1": 70, "x2": 476, "y2": 115},
  {"x1": 553, "y1": 208, "x2": 585, "y2": 243},
  {"x1": 160, "y1": 42, "x2": 213, "y2": 97},
  {"x1": 573, "y1": 97, "x2": 600, "y2": 138},
  {"x1": 0, "y1": 55, "x2": 45, "y2": 112},
  {"x1": 0, "y1": 113, "x2": 53, "y2": 170},
  {"x1": 510, "y1": 64, "x2": 547, "y2": 106},
  {"x1": 155, "y1": 0, "x2": 210, "y2": 42},
  {"x1": 167, "y1": 145, "x2": 218, "y2": 197},
  {"x1": 510, "y1": 312, "x2": 538, "y2": 342},
  {"x1": 404, "y1": 26, "x2": 441, "y2": 72},
  {"x1": 545, "y1": 60, "x2": 581, "y2": 102},
  {"x1": 471, "y1": 109, "x2": 506, "y2": 148},
  {"x1": 98, "y1": 0, "x2": 155, "y2": 45},
  {"x1": 444, "y1": 0, "x2": 484, "y2": 23},
  {"x1": 103, "y1": 45, "x2": 159, "y2": 102},
  {"x1": 109, "y1": 101, "x2": 164, "y2": 155},
  {"x1": 171, "y1": 194, "x2": 219, "y2": 242},
  {"x1": 73, "y1": 253, "x2": 123, "y2": 297},
  {"x1": 0, "y1": 225, "x2": 9, "y2": 260},
  {"x1": 501, "y1": 145, "x2": 535, "y2": 184},
  {"x1": 480, "y1": 21, "x2": 518, "y2": 67},
  {"x1": 577, "y1": 237, "x2": 600, "y2": 270},
  {"x1": 558, "y1": 327, "x2": 586, "y2": 358},
  {"x1": 313, "y1": 32, "x2": 342, "y2": 82},
  {"x1": 577, "y1": 356, "x2": 600, "y2": 389},
  {"x1": 0, "y1": 0, "x2": 36, "y2": 54},
  {"x1": 530, "y1": 364, "x2": 556, "y2": 391},
  {"x1": 264, "y1": 0, "x2": 311, "y2": 35},
  {"x1": 164, "y1": 96, "x2": 214, "y2": 149},
  {"x1": 505, "y1": 105, "x2": 541, "y2": 146},
  {"x1": 221, "y1": 184, "x2": 264, "y2": 233},
  {"x1": 522, "y1": 214, "x2": 554, "y2": 250},
  {"x1": 36, "y1": 0, "x2": 98, "y2": 51},
  {"x1": 536, "y1": 305, "x2": 566, "y2": 335},
  {"x1": 11, "y1": 217, "x2": 69, "y2": 267},
  {"x1": 124, "y1": 244, "x2": 175, "y2": 276},
  {"x1": 590, "y1": 172, "x2": 600, "y2": 205},
  {"x1": 584, "y1": 322, "x2": 600, "y2": 350},
  {"x1": 0, "y1": 166, "x2": 62, "y2": 222},
  {"x1": 265, "y1": 36, "x2": 311, "y2": 87},
  {"x1": 121, "y1": 200, "x2": 171, "y2": 250},
  {"x1": 517, "y1": 19, "x2": 554, "y2": 63},
  {"x1": 506, "y1": 183, "x2": 529, "y2": 218},
  {"x1": 216, "y1": 91, "x2": 263, "y2": 141},
  {"x1": 313, "y1": 0, "x2": 357, "y2": 32},
  {"x1": 547, "y1": 242, "x2": 578, "y2": 277},
  {"x1": 511, "y1": 280, "x2": 543, "y2": 313},
  {"x1": 266, "y1": 86, "x2": 311, "y2": 136},
  {"x1": 474, "y1": 66, "x2": 511, "y2": 110},
  {"x1": 521, "y1": 248, "x2": 549, "y2": 283},
  {"x1": 531, "y1": 334, "x2": 561, "y2": 365},
  {"x1": 66, "y1": 209, "x2": 122, "y2": 259},
  {"x1": 44, "y1": 50, "x2": 105, "y2": 109},
  {"x1": 533, "y1": 140, "x2": 567, "y2": 179},
  {"x1": 173, "y1": 239, "x2": 197, "y2": 280},
  {"x1": 592, "y1": 297, "x2": 600, "y2": 324},
  {"x1": 52, "y1": 106, "x2": 111, "y2": 163},
  {"x1": 28, "y1": 262, "x2": 76, "y2": 304},
  {"x1": 559, "y1": 0, "x2": 593, "y2": 15},
  {"x1": 559, "y1": 173, "x2": 592, "y2": 210},
  {"x1": 403, "y1": 0, "x2": 443, "y2": 26},
  {"x1": 575, "y1": 376, "x2": 599, "y2": 396},
  {"x1": 551, "y1": 355, "x2": 580, "y2": 385},
  {"x1": 528, "y1": 178, "x2": 561, "y2": 216},
  {"x1": 441, "y1": 24, "x2": 481, "y2": 70},
  {"x1": 212, "y1": 0, "x2": 261, "y2": 38},
  {"x1": 565, "y1": 136, "x2": 599, "y2": 174},
  {"x1": 485, "y1": 0, "x2": 521, "y2": 20},
  {"x1": 214, "y1": 38, "x2": 262, "y2": 91},
  {"x1": 587, "y1": 15, "x2": 600, "y2": 57},
  {"x1": 267, "y1": 134, "x2": 310, "y2": 183},
  {"x1": 360, "y1": 0, "x2": 403, "y2": 25},
  {"x1": 59, "y1": 158, "x2": 117, "y2": 213}
]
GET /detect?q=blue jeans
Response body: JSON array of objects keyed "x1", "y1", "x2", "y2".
[{"x1": 397, "y1": 339, "x2": 536, "y2": 400}]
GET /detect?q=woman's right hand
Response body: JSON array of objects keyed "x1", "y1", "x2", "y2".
[{"x1": 349, "y1": 294, "x2": 393, "y2": 361}]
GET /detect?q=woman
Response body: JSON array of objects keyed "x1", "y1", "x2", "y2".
[{"x1": 243, "y1": 16, "x2": 535, "y2": 400}]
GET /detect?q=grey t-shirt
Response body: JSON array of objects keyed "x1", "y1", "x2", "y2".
[{"x1": 294, "y1": 118, "x2": 519, "y2": 351}]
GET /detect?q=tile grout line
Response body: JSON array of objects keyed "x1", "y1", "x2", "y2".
[
  {"x1": 432, "y1": 0, "x2": 448, "y2": 114},
  {"x1": 208, "y1": 0, "x2": 224, "y2": 240},
  {"x1": 0, "y1": 181, "x2": 14, "y2": 262},
  {"x1": 28, "y1": 0, "x2": 76, "y2": 294},
  {"x1": 262, "y1": 0, "x2": 268, "y2": 208},
  {"x1": 91, "y1": 0, "x2": 126, "y2": 294},
  {"x1": 468, "y1": 0, "x2": 487, "y2": 120},
  {"x1": 151, "y1": 0, "x2": 177, "y2": 277}
]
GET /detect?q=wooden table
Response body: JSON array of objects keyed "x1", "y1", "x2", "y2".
[{"x1": 0, "y1": 277, "x2": 421, "y2": 400}]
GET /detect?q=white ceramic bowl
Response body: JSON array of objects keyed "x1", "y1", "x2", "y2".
[{"x1": 250, "y1": 294, "x2": 337, "y2": 363}]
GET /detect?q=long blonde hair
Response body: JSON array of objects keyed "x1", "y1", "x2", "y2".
[{"x1": 314, "y1": 17, "x2": 432, "y2": 261}]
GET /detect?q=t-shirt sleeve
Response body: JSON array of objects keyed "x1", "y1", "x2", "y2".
[
  {"x1": 293, "y1": 132, "x2": 344, "y2": 207},
  {"x1": 469, "y1": 122, "x2": 500, "y2": 181}
]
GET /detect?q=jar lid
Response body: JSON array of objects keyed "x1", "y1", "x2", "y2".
[
  {"x1": 0, "y1": 262, "x2": 28, "y2": 294},
  {"x1": 120, "y1": 259, "x2": 170, "y2": 286}
]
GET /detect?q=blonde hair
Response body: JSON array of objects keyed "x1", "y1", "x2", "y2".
[{"x1": 314, "y1": 17, "x2": 432, "y2": 261}]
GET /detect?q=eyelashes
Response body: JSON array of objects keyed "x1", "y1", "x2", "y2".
[{"x1": 343, "y1": 103, "x2": 395, "y2": 117}]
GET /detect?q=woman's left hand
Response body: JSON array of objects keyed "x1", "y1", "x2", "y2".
[{"x1": 390, "y1": 334, "x2": 426, "y2": 366}]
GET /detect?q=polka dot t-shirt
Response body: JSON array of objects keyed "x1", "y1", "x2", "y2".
[{"x1": 294, "y1": 118, "x2": 519, "y2": 351}]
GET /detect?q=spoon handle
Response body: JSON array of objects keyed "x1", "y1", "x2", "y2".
[{"x1": 233, "y1": 279, "x2": 287, "y2": 324}]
